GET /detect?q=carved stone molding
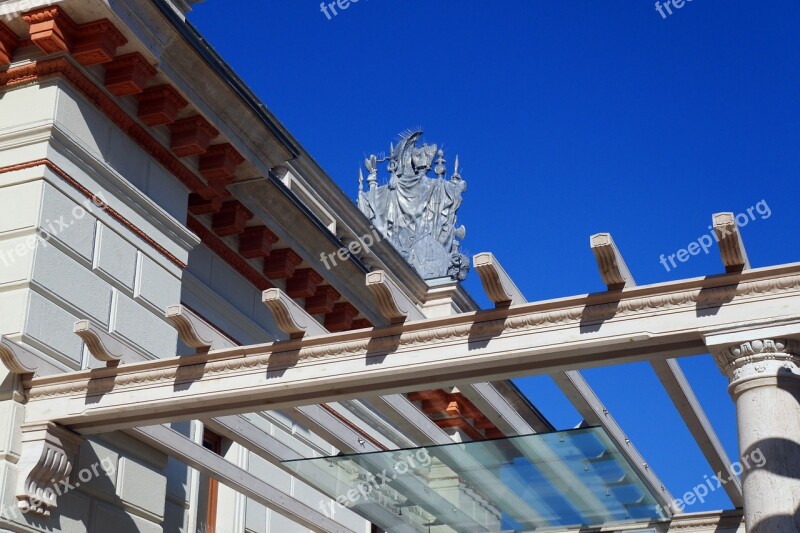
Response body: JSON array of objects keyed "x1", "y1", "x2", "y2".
[
  {"x1": 712, "y1": 339, "x2": 800, "y2": 383},
  {"x1": 22, "y1": 267, "x2": 800, "y2": 401},
  {"x1": 15, "y1": 422, "x2": 83, "y2": 515}
]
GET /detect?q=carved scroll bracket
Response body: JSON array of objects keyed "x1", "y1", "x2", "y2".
[{"x1": 15, "y1": 422, "x2": 84, "y2": 516}]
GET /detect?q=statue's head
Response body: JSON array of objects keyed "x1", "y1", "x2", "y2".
[{"x1": 410, "y1": 143, "x2": 437, "y2": 174}]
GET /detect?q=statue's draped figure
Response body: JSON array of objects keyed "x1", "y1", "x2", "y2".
[{"x1": 358, "y1": 131, "x2": 469, "y2": 281}]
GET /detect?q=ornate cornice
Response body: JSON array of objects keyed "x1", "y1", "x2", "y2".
[
  {"x1": 187, "y1": 215, "x2": 273, "y2": 290},
  {"x1": 0, "y1": 57, "x2": 209, "y2": 195}
]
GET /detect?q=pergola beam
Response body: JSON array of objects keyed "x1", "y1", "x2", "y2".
[
  {"x1": 475, "y1": 250, "x2": 673, "y2": 508},
  {"x1": 128, "y1": 424, "x2": 356, "y2": 533},
  {"x1": 590, "y1": 232, "x2": 744, "y2": 508},
  {"x1": 202, "y1": 415, "x2": 419, "y2": 533},
  {"x1": 651, "y1": 358, "x2": 744, "y2": 507},
  {"x1": 15, "y1": 263, "x2": 800, "y2": 434}
]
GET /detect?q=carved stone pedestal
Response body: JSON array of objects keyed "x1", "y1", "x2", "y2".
[
  {"x1": 712, "y1": 339, "x2": 800, "y2": 533},
  {"x1": 15, "y1": 422, "x2": 83, "y2": 516}
]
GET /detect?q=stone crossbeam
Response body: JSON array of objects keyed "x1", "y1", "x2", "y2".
[{"x1": 16, "y1": 263, "x2": 800, "y2": 434}]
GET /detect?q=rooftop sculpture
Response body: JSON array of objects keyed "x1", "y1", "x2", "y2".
[{"x1": 358, "y1": 131, "x2": 469, "y2": 281}]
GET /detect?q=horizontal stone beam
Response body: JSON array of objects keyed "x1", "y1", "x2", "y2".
[{"x1": 20, "y1": 263, "x2": 800, "y2": 434}]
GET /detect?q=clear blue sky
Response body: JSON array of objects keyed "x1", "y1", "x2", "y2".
[{"x1": 189, "y1": 1, "x2": 800, "y2": 514}]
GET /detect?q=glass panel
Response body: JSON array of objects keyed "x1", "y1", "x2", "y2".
[{"x1": 283, "y1": 428, "x2": 666, "y2": 532}]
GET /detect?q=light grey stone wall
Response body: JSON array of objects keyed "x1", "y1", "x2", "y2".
[
  {"x1": 0, "y1": 71, "x2": 371, "y2": 533},
  {"x1": 0, "y1": 78, "x2": 197, "y2": 532}
]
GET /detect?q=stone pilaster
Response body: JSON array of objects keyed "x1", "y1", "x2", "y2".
[{"x1": 712, "y1": 339, "x2": 800, "y2": 533}]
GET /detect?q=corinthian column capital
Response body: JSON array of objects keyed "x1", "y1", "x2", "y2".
[{"x1": 712, "y1": 339, "x2": 800, "y2": 384}]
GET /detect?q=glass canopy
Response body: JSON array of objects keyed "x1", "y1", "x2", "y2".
[{"x1": 284, "y1": 427, "x2": 666, "y2": 532}]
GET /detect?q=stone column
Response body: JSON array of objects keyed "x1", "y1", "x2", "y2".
[{"x1": 712, "y1": 339, "x2": 800, "y2": 532}]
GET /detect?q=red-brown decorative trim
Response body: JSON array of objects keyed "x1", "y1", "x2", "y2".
[
  {"x1": 135, "y1": 84, "x2": 189, "y2": 126},
  {"x1": 0, "y1": 22, "x2": 19, "y2": 66},
  {"x1": 263, "y1": 248, "x2": 302, "y2": 280},
  {"x1": 0, "y1": 57, "x2": 210, "y2": 196},
  {"x1": 71, "y1": 20, "x2": 127, "y2": 66},
  {"x1": 187, "y1": 215, "x2": 274, "y2": 290},
  {"x1": 305, "y1": 285, "x2": 340, "y2": 315},
  {"x1": 199, "y1": 143, "x2": 244, "y2": 182},
  {"x1": 188, "y1": 192, "x2": 222, "y2": 215},
  {"x1": 350, "y1": 318, "x2": 373, "y2": 330},
  {"x1": 170, "y1": 115, "x2": 219, "y2": 157},
  {"x1": 211, "y1": 200, "x2": 252, "y2": 237},
  {"x1": 238, "y1": 226, "x2": 278, "y2": 259},
  {"x1": 0, "y1": 159, "x2": 186, "y2": 269},
  {"x1": 22, "y1": 7, "x2": 126, "y2": 67},
  {"x1": 285, "y1": 268, "x2": 323, "y2": 299},
  {"x1": 407, "y1": 389, "x2": 501, "y2": 440},
  {"x1": 103, "y1": 52, "x2": 156, "y2": 97},
  {"x1": 325, "y1": 302, "x2": 359, "y2": 332},
  {"x1": 23, "y1": 7, "x2": 75, "y2": 54}
]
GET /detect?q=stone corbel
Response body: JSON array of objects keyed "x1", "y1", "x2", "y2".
[
  {"x1": 590, "y1": 233, "x2": 635, "y2": 290},
  {"x1": 262, "y1": 289, "x2": 328, "y2": 338},
  {"x1": 472, "y1": 253, "x2": 526, "y2": 306},
  {"x1": 74, "y1": 320, "x2": 128, "y2": 366},
  {"x1": 0, "y1": 336, "x2": 60, "y2": 377},
  {"x1": 166, "y1": 304, "x2": 236, "y2": 351},
  {"x1": 16, "y1": 422, "x2": 84, "y2": 516},
  {"x1": 712, "y1": 212, "x2": 750, "y2": 272},
  {"x1": 365, "y1": 270, "x2": 425, "y2": 323}
]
